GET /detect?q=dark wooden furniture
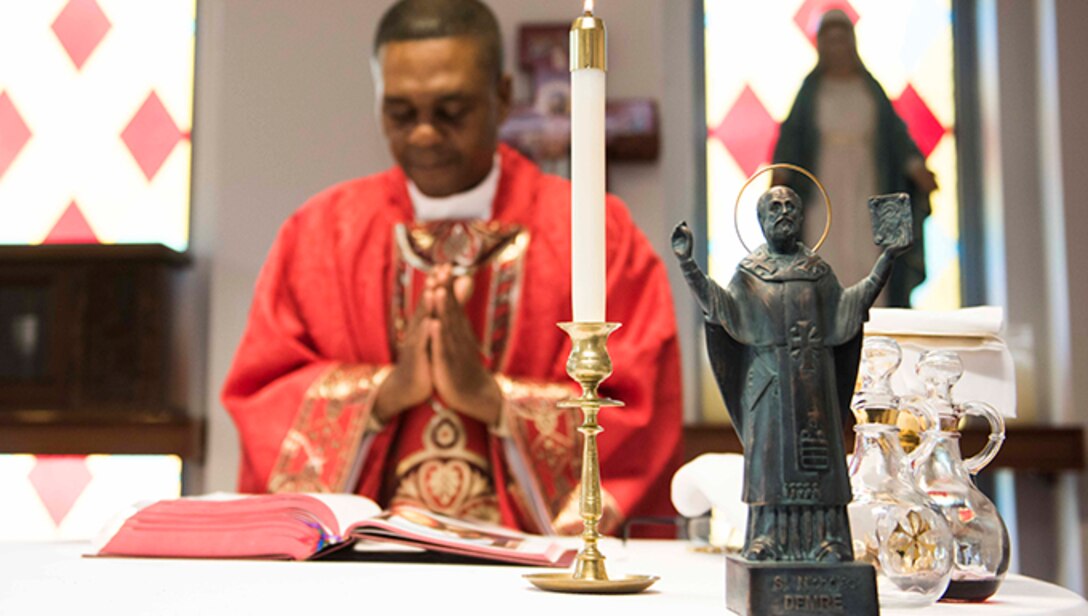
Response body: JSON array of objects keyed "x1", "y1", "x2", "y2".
[
  {"x1": 683, "y1": 423, "x2": 1086, "y2": 472},
  {"x1": 0, "y1": 244, "x2": 201, "y2": 458},
  {"x1": 0, "y1": 415, "x2": 201, "y2": 457}
]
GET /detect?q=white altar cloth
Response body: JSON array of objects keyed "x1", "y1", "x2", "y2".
[{"x1": 1, "y1": 540, "x2": 1084, "y2": 615}]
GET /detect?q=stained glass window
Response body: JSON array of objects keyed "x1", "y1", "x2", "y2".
[
  {"x1": 0, "y1": 0, "x2": 196, "y2": 251},
  {"x1": 0, "y1": 1, "x2": 195, "y2": 537},
  {"x1": 704, "y1": 0, "x2": 960, "y2": 310}
]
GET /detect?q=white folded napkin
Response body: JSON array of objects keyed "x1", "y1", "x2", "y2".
[
  {"x1": 670, "y1": 453, "x2": 746, "y2": 549},
  {"x1": 865, "y1": 306, "x2": 1016, "y2": 417}
]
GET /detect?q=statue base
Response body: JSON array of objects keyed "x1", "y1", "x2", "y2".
[{"x1": 726, "y1": 555, "x2": 879, "y2": 616}]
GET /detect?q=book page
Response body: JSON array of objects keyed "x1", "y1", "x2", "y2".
[
  {"x1": 308, "y1": 493, "x2": 382, "y2": 536},
  {"x1": 348, "y1": 506, "x2": 574, "y2": 566}
]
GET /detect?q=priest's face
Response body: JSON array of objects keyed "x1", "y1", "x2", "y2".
[
  {"x1": 758, "y1": 187, "x2": 803, "y2": 249},
  {"x1": 376, "y1": 36, "x2": 512, "y2": 197}
]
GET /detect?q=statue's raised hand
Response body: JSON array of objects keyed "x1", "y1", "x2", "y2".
[
  {"x1": 672, "y1": 221, "x2": 694, "y2": 261},
  {"x1": 673, "y1": 220, "x2": 714, "y2": 317},
  {"x1": 884, "y1": 233, "x2": 912, "y2": 259}
]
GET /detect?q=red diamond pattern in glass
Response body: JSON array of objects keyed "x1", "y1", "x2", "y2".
[
  {"x1": 27, "y1": 456, "x2": 94, "y2": 527},
  {"x1": 121, "y1": 92, "x2": 184, "y2": 182},
  {"x1": 44, "y1": 201, "x2": 100, "y2": 244},
  {"x1": 709, "y1": 85, "x2": 778, "y2": 178},
  {"x1": 0, "y1": 92, "x2": 32, "y2": 181},
  {"x1": 51, "y1": 0, "x2": 112, "y2": 71},
  {"x1": 893, "y1": 84, "x2": 947, "y2": 159},
  {"x1": 793, "y1": 0, "x2": 859, "y2": 46}
]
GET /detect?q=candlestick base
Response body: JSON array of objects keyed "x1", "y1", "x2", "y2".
[
  {"x1": 523, "y1": 322, "x2": 656, "y2": 595},
  {"x1": 524, "y1": 572, "x2": 659, "y2": 595}
]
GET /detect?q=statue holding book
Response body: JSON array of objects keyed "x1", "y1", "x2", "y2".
[{"x1": 672, "y1": 170, "x2": 912, "y2": 615}]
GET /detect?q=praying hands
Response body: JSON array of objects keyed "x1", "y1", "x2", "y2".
[{"x1": 373, "y1": 264, "x2": 502, "y2": 426}]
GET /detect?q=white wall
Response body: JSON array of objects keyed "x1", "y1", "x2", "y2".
[
  {"x1": 978, "y1": 0, "x2": 1088, "y2": 592},
  {"x1": 194, "y1": 0, "x2": 701, "y2": 493},
  {"x1": 1041, "y1": 0, "x2": 1088, "y2": 594}
]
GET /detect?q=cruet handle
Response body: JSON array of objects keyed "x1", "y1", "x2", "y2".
[
  {"x1": 900, "y1": 395, "x2": 939, "y2": 466},
  {"x1": 962, "y1": 400, "x2": 1006, "y2": 474}
]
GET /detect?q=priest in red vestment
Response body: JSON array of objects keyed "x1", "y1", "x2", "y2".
[{"x1": 221, "y1": 0, "x2": 682, "y2": 535}]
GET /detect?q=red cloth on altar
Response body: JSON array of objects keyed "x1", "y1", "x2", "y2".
[{"x1": 222, "y1": 145, "x2": 683, "y2": 534}]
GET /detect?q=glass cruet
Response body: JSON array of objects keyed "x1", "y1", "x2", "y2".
[
  {"x1": 910, "y1": 349, "x2": 1010, "y2": 602},
  {"x1": 848, "y1": 337, "x2": 953, "y2": 608}
]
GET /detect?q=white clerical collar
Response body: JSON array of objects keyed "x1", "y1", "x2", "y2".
[{"x1": 408, "y1": 154, "x2": 501, "y2": 221}]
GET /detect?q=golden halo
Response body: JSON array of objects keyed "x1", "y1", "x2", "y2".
[{"x1": 733, "y1": 163, "x2": 832, "y2": 254}]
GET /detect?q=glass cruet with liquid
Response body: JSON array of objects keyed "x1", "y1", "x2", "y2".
[
  {"x1": 848, "y1": 337, "x2": 954, "y2": 608},
  {"x1": 910, "y1": 349, "x2": 1010, "y2": 602}
]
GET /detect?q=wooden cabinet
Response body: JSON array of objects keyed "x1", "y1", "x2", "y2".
[{"x1": 0, "y1": 244, "x2": 200, "y2": 457}]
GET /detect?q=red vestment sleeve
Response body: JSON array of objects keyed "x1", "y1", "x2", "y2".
[
  {"x1": 593, "y1": 197, "x2": 684, "y2": 523},
  {"x1": 222, "y1": 215, "x2": 389, "y2": 493}
]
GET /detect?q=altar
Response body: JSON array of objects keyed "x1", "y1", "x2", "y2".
[{"x1": 2, "y1": 540, "x2": 1084, "y2": 615}]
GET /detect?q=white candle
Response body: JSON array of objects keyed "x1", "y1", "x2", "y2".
[{"x1": 570, "y1": 2, "x2": 607, "y2": 323}]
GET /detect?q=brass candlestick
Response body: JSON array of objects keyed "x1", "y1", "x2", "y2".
[{"x1": 524, "y1": 322, "x2": 658, "y2": 594}]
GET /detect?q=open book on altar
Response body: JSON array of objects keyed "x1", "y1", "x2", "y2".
[{"x1": 91, "y1": 493, "x2": 576, "y2": 567}]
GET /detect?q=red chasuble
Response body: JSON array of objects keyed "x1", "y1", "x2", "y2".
[{"x1": 222, "y1": 145, "x2": 682, "y2": 534}]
